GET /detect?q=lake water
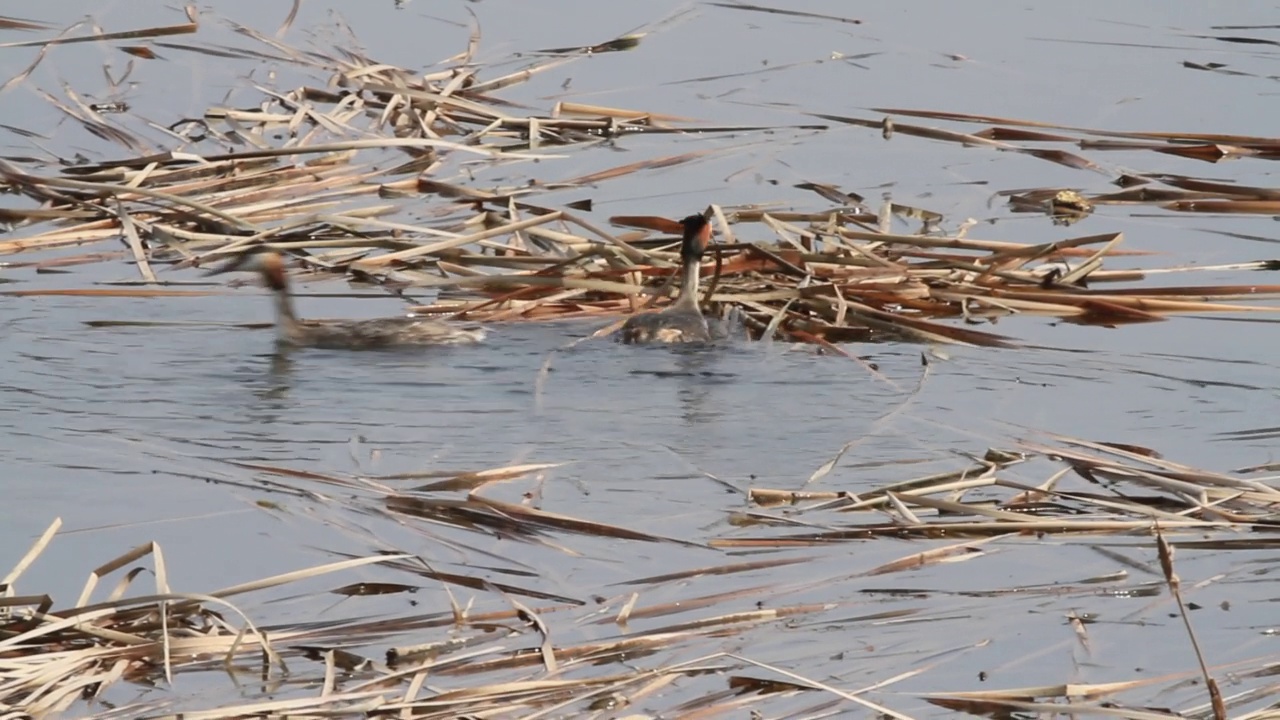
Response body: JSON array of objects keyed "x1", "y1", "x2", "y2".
[{"x1": 3, "y1": 1, "x2": 1279, "y2": 717}]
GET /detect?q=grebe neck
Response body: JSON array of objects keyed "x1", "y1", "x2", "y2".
[
  {"x1": 272, "y1": 287, "x2": 304, "y2": 342},
  {"x1": 673, "y1": 254, "x2": 702, "y2": 313}
]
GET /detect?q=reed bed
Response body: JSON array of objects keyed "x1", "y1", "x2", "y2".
[
  {"x1": 4, "y1": 432, "x2": 1277, "y2": 718},
  {"x1": 2, "y1": 9, "x2": 1279, "y2": 346}
]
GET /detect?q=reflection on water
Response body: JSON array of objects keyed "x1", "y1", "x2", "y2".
[
  {"x1": 629, "y1": 345, "x2": 734, "y2": 427},
  {"x1": 244, "y1": 352, "x2": 296, "y2": 423}
]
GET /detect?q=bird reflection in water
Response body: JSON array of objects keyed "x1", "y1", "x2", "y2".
[{"x1": 629, "y1": 345, "x2": 731, "y2": 428}]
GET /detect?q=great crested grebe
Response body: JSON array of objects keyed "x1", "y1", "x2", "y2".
[
  {"x1": 619, "y1": 212, "x2": 714, "y2": 345},
  {"x1": 205, "y1": 249, "x2": 486, "y2": 349}
]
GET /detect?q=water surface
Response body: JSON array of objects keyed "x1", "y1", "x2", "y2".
[{"x1": 3, "y1": 1, "x2": 1279, "y2": 716}]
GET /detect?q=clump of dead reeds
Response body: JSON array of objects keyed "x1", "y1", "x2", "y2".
[
  {"x1": 7, "y1": 433, "x2": 1278, "y2": 718},
  {"x1": 3, "y1": 10, "x2": 1279, "y2": 346},
  {"x1": 734, "y1": 430, "x2": 1280, "y2": 545}
]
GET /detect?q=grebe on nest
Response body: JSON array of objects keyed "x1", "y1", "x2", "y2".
[
  {"x1": 619, "y1": 212, "x2": 714, "y2": 345},
  {"x1": 205, "y1": 250, "x2": 486, "y2": 350}
]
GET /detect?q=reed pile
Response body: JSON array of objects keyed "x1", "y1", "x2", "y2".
[
  {"x1": 3, "y1": 9, "x2": 1279, "y2": 346},
  {"x1": 4, "y1": 434, "x2": 1277, "y2": 718}
]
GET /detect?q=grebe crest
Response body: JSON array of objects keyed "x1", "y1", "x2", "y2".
[
  {"x1": 619, "y1": 212, "x2": 714, "y2": 345},
  {"x1": 205, "y1": 248, "x2": 486, "y2": 350}
]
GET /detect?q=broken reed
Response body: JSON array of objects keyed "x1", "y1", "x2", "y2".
[{"x1": 3, "y1": 10, "x2": 1280, "y2": 346}]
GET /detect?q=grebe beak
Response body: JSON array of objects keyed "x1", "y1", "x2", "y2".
[
  {"x1": 201, "y1": 247, "x2": 279, "y2": 277},
  {"x1": 201, "y1": 252, "x2": 253, "y2": 277}
]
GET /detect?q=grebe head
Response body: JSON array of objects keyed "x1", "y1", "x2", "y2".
[
  {"x1": 203, "y1": 248, "x2": 289, "y2": 292},
  {"x1": 679, "y1": 212, "x2": 713, "y2": 264},
  {"x1": 257, "y1": 252, "x2": 288, "y2": 292}
]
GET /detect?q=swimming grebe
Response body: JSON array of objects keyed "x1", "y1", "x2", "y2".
[
  {"x1": 205, "y1": 250, "x2": 486, "y2": 349},
  {"x1": 619, "y1": 212, "x2": 713, "y2": 345}
]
